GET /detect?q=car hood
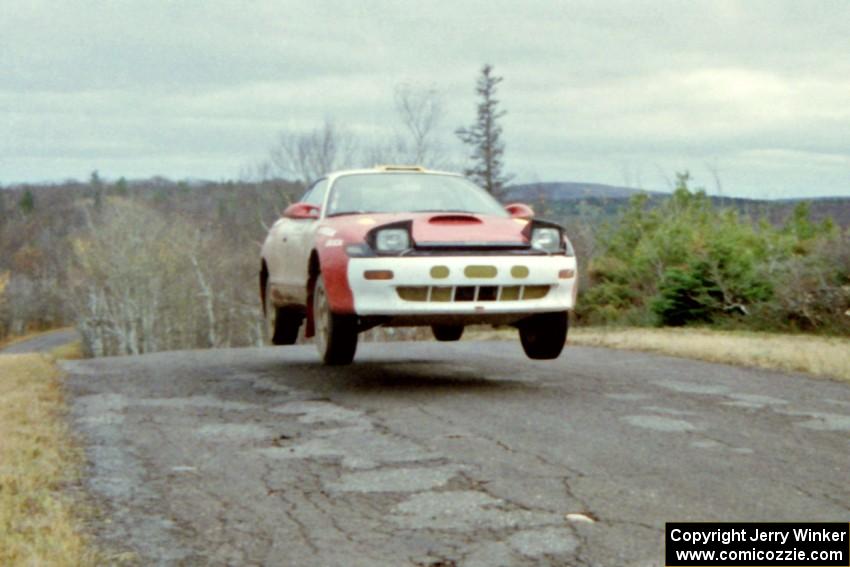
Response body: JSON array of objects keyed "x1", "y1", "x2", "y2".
[{"x1": 323, "y1": 212, "x2": 530, "y2": 247}]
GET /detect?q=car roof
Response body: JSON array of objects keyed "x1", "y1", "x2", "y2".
[{"x1": 326, "y1": 165, "x2": 463, "y2": 184}]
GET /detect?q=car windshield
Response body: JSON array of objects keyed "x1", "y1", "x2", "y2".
[{"x1": 325, "y1": 173, "x2": 508, "y2": 217}]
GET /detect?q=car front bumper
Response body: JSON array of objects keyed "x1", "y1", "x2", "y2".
[{"x1": 347, "y1": 255, "x2": 577, "y2": 318}]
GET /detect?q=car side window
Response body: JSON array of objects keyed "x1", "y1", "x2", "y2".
[{"x1": 301, "y1": 179, "x2": 329, "y2": 208}]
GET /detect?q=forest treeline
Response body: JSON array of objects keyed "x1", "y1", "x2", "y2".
[
  {"x1": 1, "y1": 171, "x2": 848, "y2": 357},
  {"x1": 1, "y1": 66, "x2": 848, "y2": 355},
  {"x1": 0, "y1": 176, "x2": 300, "y2": 354},
  {"x1": 576, "y1": 174, "x2": 849, "y2": 334}
]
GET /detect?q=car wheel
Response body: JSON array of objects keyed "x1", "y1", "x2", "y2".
[
  {"x1": 265, "y1": 282, "x2": 301, "y2": 345},
  {"x1": 313, "y1": 274, "x2": 358, "y2": 365},
  {"x1": 518, "y1": 311, "x2": 568, "y2": 360},
  {"x1": 431, "y1": 325, "x2": 464, "y2": 342}
]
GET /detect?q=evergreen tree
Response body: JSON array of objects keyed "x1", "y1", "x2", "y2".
[
  {"x1": 113, "y1": 176, "x2": 129, "y2": 197},
  {"x1": 455, "y1": 64, "x2": 512, "y2": 195},
  {"x1": 19, "y1": 188, "x2": 35, "y2": 214}
]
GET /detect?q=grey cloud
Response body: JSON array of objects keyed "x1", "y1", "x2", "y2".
[{"x1": 1, "y1": 0, "x2": 849, "y2": 197}]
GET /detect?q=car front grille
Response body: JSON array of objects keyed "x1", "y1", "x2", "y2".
[{"x1": 396, "y1": 285, "x2": 550, "y2": 303}]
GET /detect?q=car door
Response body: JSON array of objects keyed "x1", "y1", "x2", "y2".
[{"x1": 282, "y1": 178, "x2": 328, "y2": 301}]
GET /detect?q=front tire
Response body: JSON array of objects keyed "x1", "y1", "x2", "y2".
[
  {"x1": 432, "y1": 325, "x2": 464, "y2": 342},
  {"x1": 313, "y1": 275, "x2": 358, "y2": 365},
  {"x1": 518, "y1": 311, "x2": 568, "y2": 360}
]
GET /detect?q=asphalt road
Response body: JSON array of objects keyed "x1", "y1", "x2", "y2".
[
  {"x1": 1, "y1": 328, "x2": 79, "y2": 354},
  {"x1": 62, "y1": 341, "x2": 850, "y2": 567}
]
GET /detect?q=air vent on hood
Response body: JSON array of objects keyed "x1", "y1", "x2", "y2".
[{"x1": 427, "y1": 214, "x2": 483, "y2": 225}]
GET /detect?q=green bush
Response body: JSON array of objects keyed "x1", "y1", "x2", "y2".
[
  {"x1": 578, "y1": 172, "x2": 846, "y2": 334},
  {"x1": 651, "y1": 263, "x2": 721, "y2": 326}
]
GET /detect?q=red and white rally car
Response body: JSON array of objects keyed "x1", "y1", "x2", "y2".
[{"x1": 260, "y1": 166, "x2": 578, "y2": 365}]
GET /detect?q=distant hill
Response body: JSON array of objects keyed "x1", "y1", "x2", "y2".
[
  {"x1": 503, "y1": 181, "x2": 662, "y2": 202},
  {"x1": 505, "y1": 182, "x2": 850, "y2": 228},
  {"x1": 763, "y1": 197, "x2": 850, "y2": 229}
]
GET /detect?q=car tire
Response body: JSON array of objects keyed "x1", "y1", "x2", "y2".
[
  {"x1": 431, "y1": 325, "x2": 464, "y2": 342},
  {"x1": 518, "y1": 311, "x2": 568, "y2": 360},
  {"x1": 313, "y1": 274, "x2": 358, "y2": 365},
  {"x1": 265, "y1": 282, "x2": 302, "y2": 345}
]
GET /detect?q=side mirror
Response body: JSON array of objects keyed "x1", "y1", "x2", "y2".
[
  {"x1": 283, "y1": 203, "x2": 320, "y2": 220},
  {"x1": 505, "y1": 203, "x2": 534, "y2": 219}
]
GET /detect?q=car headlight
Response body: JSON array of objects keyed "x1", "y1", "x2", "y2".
[
  {"x1": 375, "y1": 228, "x2": 410, "y2": 252},
  {"x1": 530, "y1": 227, "x2": 561, "y2": 252}
]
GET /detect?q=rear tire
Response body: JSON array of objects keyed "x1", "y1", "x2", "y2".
[
  {"x1": 265, "y1": 282, "x2": 302, "y2": 345},
  {"x1": 313, "y1": 275, "x2": 358, "y2": 365},
  {"x1": 518, "y1": 311, "x2": 568, "y2": 360},
  {"x1": 431, "y1": 325, "x2": 464, "y2": 342}
]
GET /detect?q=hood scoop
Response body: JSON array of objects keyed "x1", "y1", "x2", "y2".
[
  {"x1": 412, "y1": 213, "x2": 529, "y2": 249},
  {"x1": 427, "y1": 214, "x2": 483, "y2": 225}
]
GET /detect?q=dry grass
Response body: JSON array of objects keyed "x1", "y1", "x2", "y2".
[
  {"x1": 49, "y1": 341, "x2": 84, "y2": 361},
  {"x1": 569, "y1": 327, "x2": 850, "y2": 382},
  {"x1": 0, "y1": 354, "x2": 98, "y2": 566},
  {"x1": 467, "y1": 326, "x2": 850, "y2": 382}
]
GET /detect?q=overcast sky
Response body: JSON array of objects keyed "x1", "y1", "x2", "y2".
[{"x1": 2, "y1": 0, "x2": 849, "y2": 198}]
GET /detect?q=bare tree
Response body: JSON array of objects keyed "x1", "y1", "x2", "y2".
[
  {"x1": 393, "y1": 84, "x2": 444, "y2": 167},
  {"x1": 268, "y1": 119, "x2": 357, "y2": 184},
  {"x1": 654, "y1": 164, "x2": 675, "y2": 192},
  {"x1": 190, "y1": 251, "x2": 218, "y2": 348},
  {"x1": 70, "y1": 200, "x2": 173, "y2": 355},
  {"x1": 706, "y1": 160, "x2": 725, "y2": 207},
  {"x1": 362, "y1": 136, "x2": 408, "y2": 168},
  {"x1": 265, "y1": 86, "x2": 445, "y2": 182}
]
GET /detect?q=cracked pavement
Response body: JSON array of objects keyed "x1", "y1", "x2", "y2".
[{"x1": 62, "y1": 341, "x2": 850, "y2": 566}]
